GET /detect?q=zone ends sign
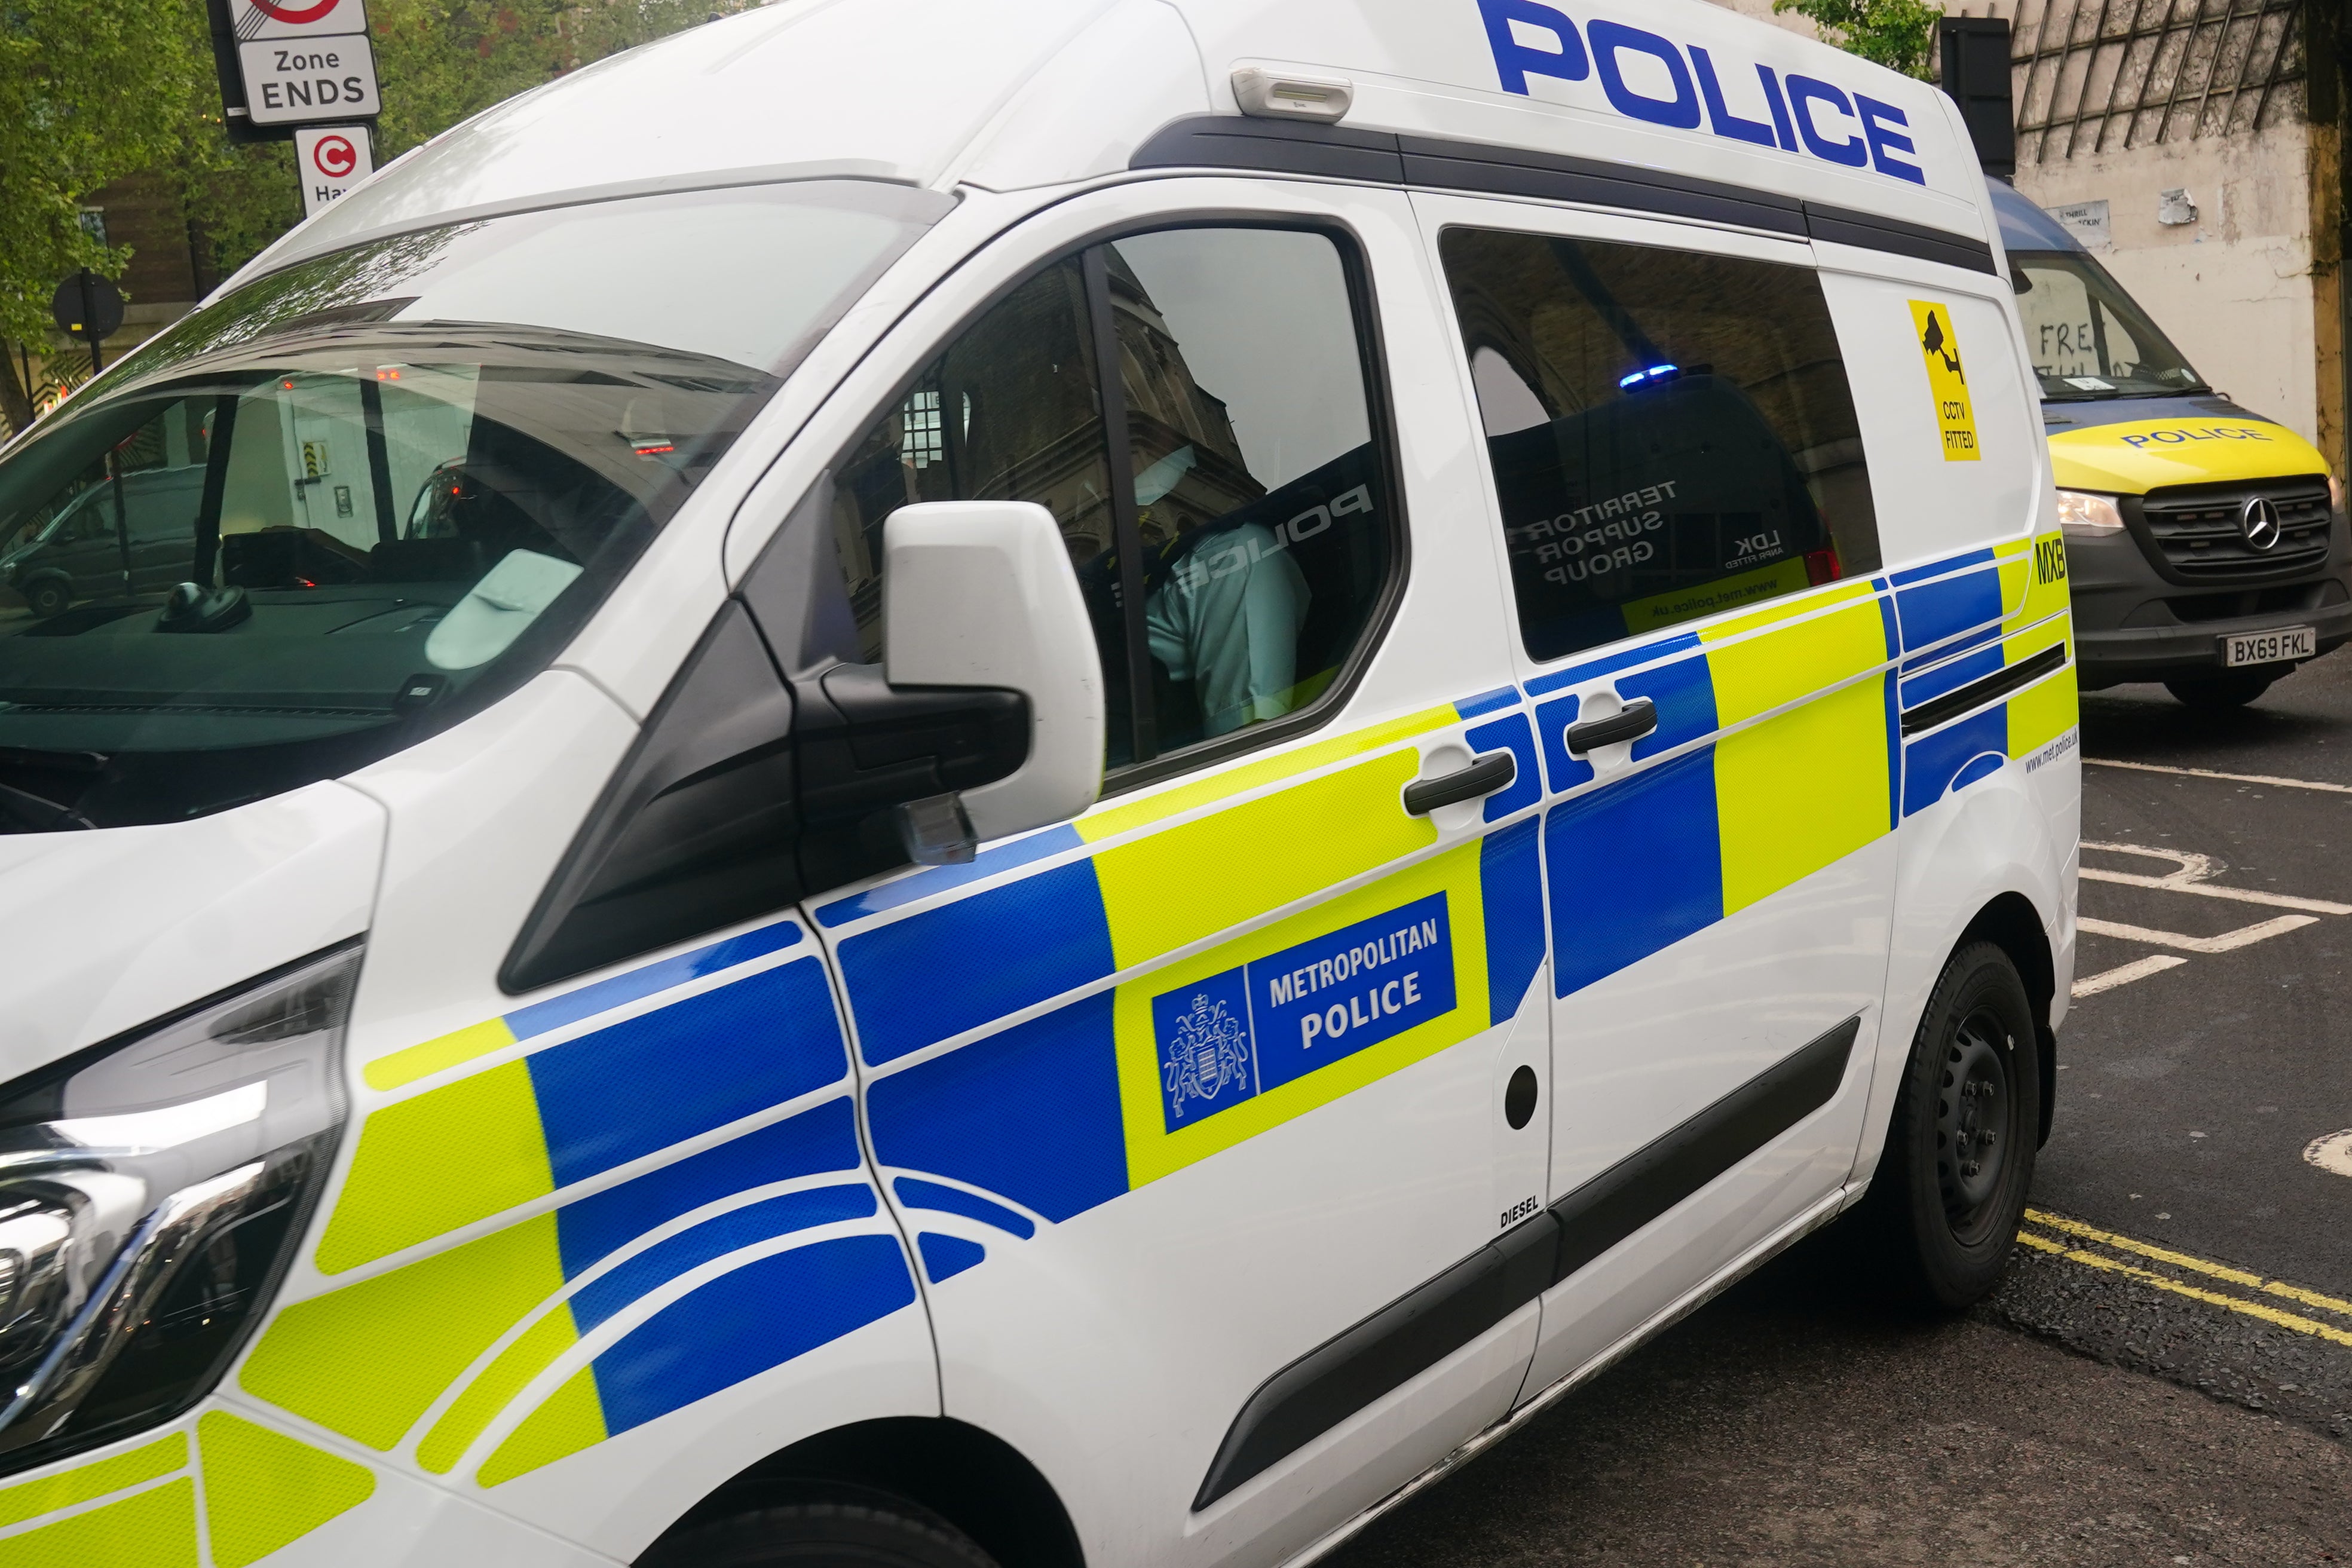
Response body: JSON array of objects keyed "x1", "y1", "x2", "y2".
[
  {"x1": 211, "y1": 0, "x2": 380, "y2": 134},
  {"x1": 238, "y1": 35, "x2": 382, "y2": 124}
]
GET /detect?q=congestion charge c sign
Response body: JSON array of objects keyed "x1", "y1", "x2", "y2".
[
  {"x1": 248, "y1": 0, "x2": 347, "y2": 24},
  {"x1": 311, "y1": 134, "x2": 358, "y2": 177}
]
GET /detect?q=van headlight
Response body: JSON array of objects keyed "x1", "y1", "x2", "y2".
[
  {"x1": 2056, "y1": 489, "x2": 2127, "y2": 535},
  {"x1": 0, "y1": 945, "x2": 355, "y2": 1473}
]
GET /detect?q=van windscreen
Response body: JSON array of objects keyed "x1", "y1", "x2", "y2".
[
  {"x1": 0, "y1": 182, "x2": 939, "y2": 831},
  {"x1": 2010, "y1": 249, "x2": 2207, "y2": 400}
]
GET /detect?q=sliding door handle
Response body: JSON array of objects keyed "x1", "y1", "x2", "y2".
[
  {"x1": 1564, "y1": 696, "x2": 1657, "y2": 755},
  {"x1": 1403, "y1": 750, "x2": 1517, "y2": 816}
]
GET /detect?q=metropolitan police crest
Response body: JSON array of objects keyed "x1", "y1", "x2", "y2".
[{"x1": 1162, "y1": 990, "x2": 1251, "y2": 1120}]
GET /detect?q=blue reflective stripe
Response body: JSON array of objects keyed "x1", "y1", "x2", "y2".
[
  {"x1": 1480, "y1": 816, "x2": 1545, "y2": 1024},
  {"x1": 528, "y1": 956, "x2": 849, "y2": 1190},
  {"x1": 1902, "y1": 707, "x2": 2008, "y2": 816},
  {"x1": 916, "y1": 1232, "x2": 987, "y2": 1284},
  {"x1": 894, "y1": 1177, "x2": 1036, "y2": 1239},
  {"x1": 569, "y1": 1184, "x2": 877, "y2": 1331},
  {"x1": 867, "y1": 990, "x2": 1126, "y2": 1223},
  {"x1": 504, "y1": 918, "x2": 803, "y2": 1042},
  {"x1": 555, "y1": 1098, "x2": 862, "y2": 1278},
  {"x1": 1895, "y1": 568, "x2": 2003, "y2": 653},
  {"x1": 814, "y1": 825, "x2": 1086, "y2": 929},
  {"x1": 1454, "y1": 686, "x2": 1522, "y2": 719},
  {"x1": 1548, "y1": 745, "x2": 1722, "y2": 997},
  {"x1": 840, "y1": 860, "x2": 1113, "y2": 1065},
  {"x1": 1620, "y1": 654, "x2": 1718, "y2": 761},
  {"x1": 589, "y1": 1236, "x2": 916, "y2": 1435},
  {"x1": 1465, "y1": 711, "x2": 1542, "y2": 819},
  {"x1": 1534, "y1": 694, "x2": 1594, "y2": 794},
  {"x1": 1900, "y1": 620, "x2": 1999, "y2": 673}
]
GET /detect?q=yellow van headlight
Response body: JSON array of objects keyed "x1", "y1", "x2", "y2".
[{"x1": 2056, "y1": 489, "x2": 2126, "y2": 535}]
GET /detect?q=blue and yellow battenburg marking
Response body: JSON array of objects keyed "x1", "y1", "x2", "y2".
[
  {"x1": 1535, "y1": 549, "x2": 2074, "y2": 998},
  {"x1": 852, "y1": 696, "x2": 1547, "y2": 1208},
  {"x1": 243, "y1": 920, "x2": 920, "y2": 1489}
]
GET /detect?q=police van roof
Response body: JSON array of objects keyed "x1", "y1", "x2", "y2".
[{"x1": 247, "y1": 0, "x2": 1993, "y2": 283}]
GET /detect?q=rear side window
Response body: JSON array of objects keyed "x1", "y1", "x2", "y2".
[
  {"x1": 1438, "y1": 229, "x2": 1881, "y2": 663},
  {"x1": 832, "y1": 225, "x2": 1396, "y2": 774}
]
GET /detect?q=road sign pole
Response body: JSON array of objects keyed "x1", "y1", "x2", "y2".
[{"x1": 78, "y1": 273, "x2": 102, "y2": 375}]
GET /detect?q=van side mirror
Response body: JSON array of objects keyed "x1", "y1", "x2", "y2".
[{"x1": 880, "y1": 501, "x2": 1104, "y2": 863}]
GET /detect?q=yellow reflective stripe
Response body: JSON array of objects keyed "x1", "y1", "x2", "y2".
[
  {"x1": 2003, "y1": 601, "x2": 2077, "y2": 760},
  {"x1": 0, "y1": 1435, "x2": 185, "y2": 1532},
  {"x1": 477, "y1": 1367, "x2": 608, "y2": 1487},
  {"x1": 1075, "y1": 706, "x2": 1455, "y2": 845},
  {"x1": 197, "y1": 1413, "x2": 375, "y2": 1568},
  {"x1": 0, "y1": 1478, "x2": 196, "y2": 1568},
  {"x1": 365, "y1": 1018, "x2": 518, "y2": 1092},
  {"x1": 1115, "y1": 844, "x2": 1486, "y2": 1189},
  {"x1": 416, "y1": 1304, "x2": 580, "y2": 1474},
  {"x1": 2011, "y1": 530, "x2": 2072, "y2": 630},
  {"x1": 1716, "y1": 676, "x2": 1888, "y2": 916},
  {"x1": 316, "y1": 1059, "x2": 555, "y2": 1274},
  {"x1": 1701, "y1": 590, "x2": 1883, "y2": 727},
  {"x1": 244, "y1": 1215, "x2": 568, "y2": 1451},
  {"x1": 1094, "y1": 748, "x2": 1437, "y2": 971}
]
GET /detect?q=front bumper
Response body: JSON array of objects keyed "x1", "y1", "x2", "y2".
[{"x1": 2066, "y1": 523, "x2": 2352, "y2": 688}]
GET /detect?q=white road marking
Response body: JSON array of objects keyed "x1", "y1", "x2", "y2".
[
  {"x1": 2081, "y1": 840, "x2": 2352, "y2": 917},
  {"x1": 2078, "y1": 914, "x2": 2318, "y2": 953},
  {"x1": 2306, "y1": 1131, "x2": 2352, "y2": 1180},
  {"x1": 2072, "y1": 954, "x2": 2188, "y2": 997},
  {"x1": 2087, "y1": 756, "x2": 2352, "y2": 795}
]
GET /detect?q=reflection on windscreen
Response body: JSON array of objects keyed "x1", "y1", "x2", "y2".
[
  {"x1": 2011, "y1": 250, "x2": 2206, "y2": 399},
  {"x1": 0, "y1": 182, "x2": 939, "y2": 831}
]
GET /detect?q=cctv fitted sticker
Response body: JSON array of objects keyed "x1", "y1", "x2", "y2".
[{"x1": 1909, "y1": 300, "x2": 1980, "y2": 462}]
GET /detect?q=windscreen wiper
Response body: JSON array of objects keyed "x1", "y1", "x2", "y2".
[{"x1": 0, "y1": 748, "x2": 104, "y2": 832}]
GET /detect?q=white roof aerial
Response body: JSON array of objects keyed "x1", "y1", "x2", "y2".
[{"x1": 256, "y1": 0, "x2": 1989, "y2": 277}]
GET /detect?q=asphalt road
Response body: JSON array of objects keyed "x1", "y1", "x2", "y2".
[{"x1": 1328, "y1": 659, "x2": 2352, "y2": 1567}]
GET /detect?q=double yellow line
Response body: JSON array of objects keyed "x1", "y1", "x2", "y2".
[{"x1": 2017, "y1": 1209, "x2": 2352, "y2": 1349}]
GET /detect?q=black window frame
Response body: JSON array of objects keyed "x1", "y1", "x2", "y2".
[{"x1": 825, "y1": 212, "x2": 1413, "y2": 797}]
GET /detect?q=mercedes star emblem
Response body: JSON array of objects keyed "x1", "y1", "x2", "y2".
[{"x1": 2240, "y1": 495, "x2": 2283, "y2": 550}]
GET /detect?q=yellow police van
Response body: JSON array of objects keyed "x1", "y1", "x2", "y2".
[
  {"x1": 1990, "y1": 181, "x2": 2350, "y2": 707},
  {"x1": 0, "y1": 2, "x2": 2076, "y2": 1564}
]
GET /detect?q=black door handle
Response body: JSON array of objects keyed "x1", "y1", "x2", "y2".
[
  {"x1": 1403, "y1": 750, "x2": 1517, "y2": 816},
  {"x1": 1564, "y1": 696, "x2": 1657, "y2": 755}
]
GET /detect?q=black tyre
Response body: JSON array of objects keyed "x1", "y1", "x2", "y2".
[
  {"x1": 23, "y1": 578, "x2": 70, "y2": 618},
  {"x1": 1861, "y1": 941, "x2": 2040, "y2": 1309},
  {"x1": 641, "y1": 1487, "x2": 1000, "y2": 1568},
  {"x1": 2164, "y1": 672, "x2": 2273, "y2": 709}
]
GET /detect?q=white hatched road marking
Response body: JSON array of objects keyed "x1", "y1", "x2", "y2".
[
  {"x1": 2087, "y1": 756, "x2": 2352, "y2": 795},
  {"x1": 2071, "y1": 843, "x2": 2341, "y2": 998},
  {"x1": 2305, "y1": 1131, "x2": 2352, "y2": 1180},
  {"x1": 2077, "y1": 914, "x2": 2319, "y2": 954},
  {"x1": 2071, "y1": 954, "x2": 2187, "y2": 997}
]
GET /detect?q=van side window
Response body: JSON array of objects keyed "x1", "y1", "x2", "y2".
[
  {"x1": 832, "y1": 227, "x2": 1396, "y2": 773},
  {"x1": 1438, "y1": 229, "x2": 1881, "y2": 663}
]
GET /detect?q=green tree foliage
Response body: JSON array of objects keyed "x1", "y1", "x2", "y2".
[{"x1": 1773, "y1": 0, "x2": 1944, "y2": 82}]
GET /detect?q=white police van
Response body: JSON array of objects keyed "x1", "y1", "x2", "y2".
[{"x1": 0, "y1": 2, "x2": 2076, "y2": 1564}]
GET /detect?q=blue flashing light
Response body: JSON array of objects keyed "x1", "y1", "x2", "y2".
[{"x1": 1618, "y1": 363, "x2": 1682, "y2": 391}]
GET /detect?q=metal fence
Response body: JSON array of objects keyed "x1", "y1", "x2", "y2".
[{"x1": 2011, "y1": 0, "x2": 2305, "y2": 163}]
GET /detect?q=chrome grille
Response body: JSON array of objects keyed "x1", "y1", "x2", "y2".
[{"x1": 2137, "y1": 478, "x2": 2333, "y2": 580}]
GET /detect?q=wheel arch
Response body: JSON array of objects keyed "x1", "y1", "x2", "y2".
[
  {"x1": 1957, "y1": 890, "x2": 2057, "y2": 1147},
  {"x1": 648, "y1": 1416, "x2": 1085, "y2": 1568}
]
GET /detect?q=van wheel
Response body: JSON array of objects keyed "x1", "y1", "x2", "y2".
[
  {"x1": 2165, "y1": 672, "x2": 2273, "y2": 709},
  {"x1": 640, "y1": 1487, "x2": 1000, "y2": 1568},
  {"x1": 23, "y1": 578, "x2": 69, "y2": 618},
  {"x1": 1860, "y1": 941, "x2": 2039, "y2": 1310}
]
